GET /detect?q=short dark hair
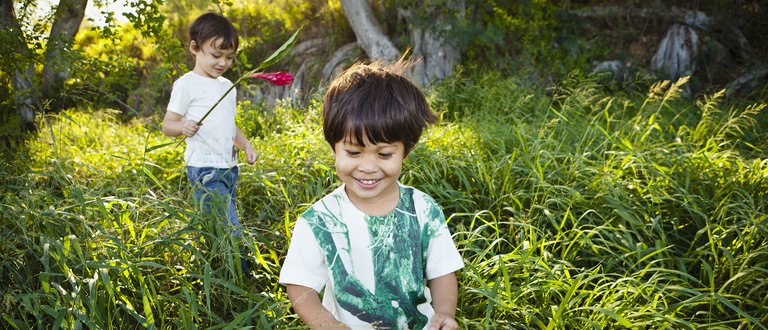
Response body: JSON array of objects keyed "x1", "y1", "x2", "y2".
[
  {"x1": 323, "y1": 60, "x2": 437, "y2": 155},
  {"x1": 189, "y1": 12, "x2": 239, "y2": 52}
]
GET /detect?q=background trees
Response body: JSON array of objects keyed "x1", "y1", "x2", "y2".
[{"x1": 1, "y1": 0, "x2": 766, "y2": 131}]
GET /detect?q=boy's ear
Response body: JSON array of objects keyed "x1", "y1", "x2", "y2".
[{"x1": 189, "y1": 40, "x2": 199, "y2": 53}]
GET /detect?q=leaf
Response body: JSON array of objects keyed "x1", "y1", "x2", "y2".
[
  {"x1": 142, "y1": 166, "x2": 165, "y2": 189},
  {"x1": 145, "y1": 141, "x2": 176, "y2": 153},
  {"x1": 713, "y1": 293, "x2": 766, "y2": 329},
  {"x1": 58, "y1": 113, "x2": 81, "y2": 126},
  {"x1": 257, "y1": 28, "x2": 301, "y2": 70},
  {"x1": 218, "y1": 307, "x2": 258, "y2": 330},
  {"x1": 137, "y1": 261, "x2": 168, "y2": 269}
]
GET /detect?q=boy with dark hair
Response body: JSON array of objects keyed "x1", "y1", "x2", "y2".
[
  {"x1": 162, "y1": 12, "x2": 257, "y2": 240},
  {"x1": 279, "y1": 61, "x2": 464, "y2": 329}
]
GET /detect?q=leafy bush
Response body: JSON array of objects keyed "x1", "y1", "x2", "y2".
[{"x1": 74, "y1": 23, "x2": 187, "y2": 118}]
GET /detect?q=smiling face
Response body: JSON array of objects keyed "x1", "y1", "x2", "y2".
[
  {"x1": 190, "y1": 37, "x2": 235, "y2": 79},
  {"x1": 333, "y1": 136, "x2": 405, "y2": 216}
]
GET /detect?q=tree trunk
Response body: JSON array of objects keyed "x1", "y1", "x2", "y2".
[
  {"x1": 1, "y1": 0, "x2": 38, "y2": 124},
  {"x1": 322, "y1": 42, "x2": 361, "y2": 83},
  {"x1": 13, "y1": 66, "x2": 38, "y2": 123},
  {"x1": 42, "y1": 0, "x2": 87, "y2": 102},
  {"x1": 339, "y1": 0, "x2": 398, "y2": 61},
  {"x1": 400, "y1": 1, "x2": 463, "y2": 86}
]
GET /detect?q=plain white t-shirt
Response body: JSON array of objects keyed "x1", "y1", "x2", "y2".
[
  {"x1": 167, "y1": 71, "x2": 238, "y2": 168},
  {"x1": 280, "y1": 183, "x2": 464, "y2": 329}
]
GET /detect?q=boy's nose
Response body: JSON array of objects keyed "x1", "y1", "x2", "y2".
[{"x1": 357, "y1": 156, "x2": 378, "y2": 172}]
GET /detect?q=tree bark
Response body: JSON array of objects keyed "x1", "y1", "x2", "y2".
[
  {"x1": 339, "y1": 0, "x2": 398, "y2": 61},
  {"x1": 322, "y1": 42, "x2": 361, "y2": 83},
  {"x1": 400, "y1": 1, "x2": 463, "y2": 86},
  {"x1": 42, "y1": 0, "x2": 87, "y2": 101},
  {"x1": 1, "y1": 0, "x2": 38, "y2": 124}
]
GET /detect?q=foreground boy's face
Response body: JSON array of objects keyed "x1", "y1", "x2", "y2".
[
  {"x1": 191, "y1": 37, "x2": 235, "y2": 79},
  {"x1": 333, "y1": 137, "x2": 405, "y2": 216}
]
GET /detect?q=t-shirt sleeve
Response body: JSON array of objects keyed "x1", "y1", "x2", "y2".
[
  {"x1": 166, "y1": 79, "x2": 189, "y2": 115},
  {"x1": 423, "y1": 199, "x2": 464, "y2": 280},
  {"x1": 279, "y1": 217, "x2": 329, "y2": 293}
]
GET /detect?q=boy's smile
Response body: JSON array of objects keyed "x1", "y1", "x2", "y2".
[
  {"x1": 191, "y1": 37, "x2": 235, "y2": 79},
  {"x1": 333, "y1": 137, "x2": 405, "y2": 216}
]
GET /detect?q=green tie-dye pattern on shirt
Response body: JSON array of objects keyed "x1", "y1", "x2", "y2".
[{"x1": 304, "y1": 186, "x2": 444, "y2": 329}]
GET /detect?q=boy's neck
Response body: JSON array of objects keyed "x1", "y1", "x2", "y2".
[
  {"x1": 344, "y1": 183, "x2": 401, "y2": 217},
  {"x1": 190, "y1": 69, "x2": 221, "y2": 80}
]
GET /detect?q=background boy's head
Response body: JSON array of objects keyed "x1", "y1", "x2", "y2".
[
  {"x1": 189, "y1": 12, "x2": 239, "y2": 53},
  {"x1": 188, "y1": 12, "x2": 238, "y2": 78},
  {"x1": 322, "y1": 60, "x2": 438, "y2": 156}
]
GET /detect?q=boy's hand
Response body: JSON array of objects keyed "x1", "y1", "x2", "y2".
[
  {"x1": 244, "y1": 146, "x2": 259, "y2": 165},
  {"x1": 182, "y1": 120, "x2": 201, "y2": 137},
  {"x1": 429, "y1": 313, "x2": 458, "y2": 330}
]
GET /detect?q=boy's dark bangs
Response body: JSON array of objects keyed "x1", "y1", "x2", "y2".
[
  {"x1": 343, "y1": 118, "x2": 395, "y2": 147},
  {"x1": 342, "y1": 93, "x2": 402, "y2": 147},
  {"x1": 216, "y1": 35, "x2": 238, "y2": 50}
]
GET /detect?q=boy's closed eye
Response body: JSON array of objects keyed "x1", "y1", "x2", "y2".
[
  {"x1": 211, "y1": 52, "x2": 233, "y2": 59},
  {"x1": 343, "y1": 150, "x2": 393, "y2": 158}
]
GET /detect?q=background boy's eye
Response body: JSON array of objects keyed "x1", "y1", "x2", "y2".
[{"x1": 379, "y1": 153, "x2": 393, "y2": 158}]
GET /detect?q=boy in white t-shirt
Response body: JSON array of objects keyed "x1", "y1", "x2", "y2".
[
  {"x1": 279, "y1": 60, "x2": 464, "y2": 330},
  {"x1": 161, "y1": 13, "x2": 257, "y2": 239}
]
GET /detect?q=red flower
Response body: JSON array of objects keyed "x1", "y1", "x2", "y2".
[{"x1": 250, "y1": 72, "x2": 294, "y2": 86}]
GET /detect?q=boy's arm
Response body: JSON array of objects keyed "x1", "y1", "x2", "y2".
[
  {"x1": 162, "y1": 111, "x2": 200, "y2": 137},
  {"x1": 285, "y1": 284, "x2": 350, "y2": 330},
  {"x1": 234, "y1": 127, "x2": 258, "y2": 164},
  {"x1": 427, "y1": 272, "x2": 459, "y2": 330}
]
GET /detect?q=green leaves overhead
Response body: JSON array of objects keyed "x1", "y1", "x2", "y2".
[{"x1": 256, "y1": 27, "x2": 301, "y2": 71}]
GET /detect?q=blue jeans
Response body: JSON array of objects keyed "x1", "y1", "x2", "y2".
[{"x1": 187, "y1": 166, "x2": 241, "y2": 237}]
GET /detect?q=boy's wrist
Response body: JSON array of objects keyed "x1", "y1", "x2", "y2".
[{"x1": 434, "y1": 310, "x2": 455, "y2": 318}]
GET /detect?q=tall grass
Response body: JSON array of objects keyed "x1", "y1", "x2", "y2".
[{"x1": 1, "y1": 71, "x2": 766, "y2": 329}]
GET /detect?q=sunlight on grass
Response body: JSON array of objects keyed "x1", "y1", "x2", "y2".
[{"x1": 1, "y1": 73, "x2": 766, "y2": 328}]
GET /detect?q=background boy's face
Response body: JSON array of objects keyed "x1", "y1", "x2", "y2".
[
  {"x1": 190, "y1": 37, "x2": 235, "y2": 79},
  {"x1": 332, "y1": 136, "x2": 405, "y2": 215}
]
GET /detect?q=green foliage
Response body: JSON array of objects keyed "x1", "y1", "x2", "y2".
[
  {"x1": 432, "y1": 72, "x2": 767, "y2": 328},
  {"x1": 72, "y1": 20, "x2": 187, "y2": 118},
  {"x1": 2, "y1": 70, "x2": 767, "y2": 328},
  {"x1": 6, "y1": 0, "x2": 766, "y2": 131},
  {"x1": 459, "y1": 0, "x2": 562, "y2": 74},
  {"x1": 123, "y1": 0, "x2": 168, "y2": 40}
]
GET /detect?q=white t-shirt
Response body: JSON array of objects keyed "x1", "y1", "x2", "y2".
[
  {"x1": 279, "y1": 183, "x2": 464, "y2": 330},
  {"x1": 167, "y1": 71, "x2": 238, "y2": 168}
]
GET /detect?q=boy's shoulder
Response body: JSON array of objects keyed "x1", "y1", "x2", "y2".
[
  {"x1": 174, "y1": 72, "x2": 233, "y2": 85},
  {"x1": 173, "y1": 71, "x2": 195, "y2": 83}
]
